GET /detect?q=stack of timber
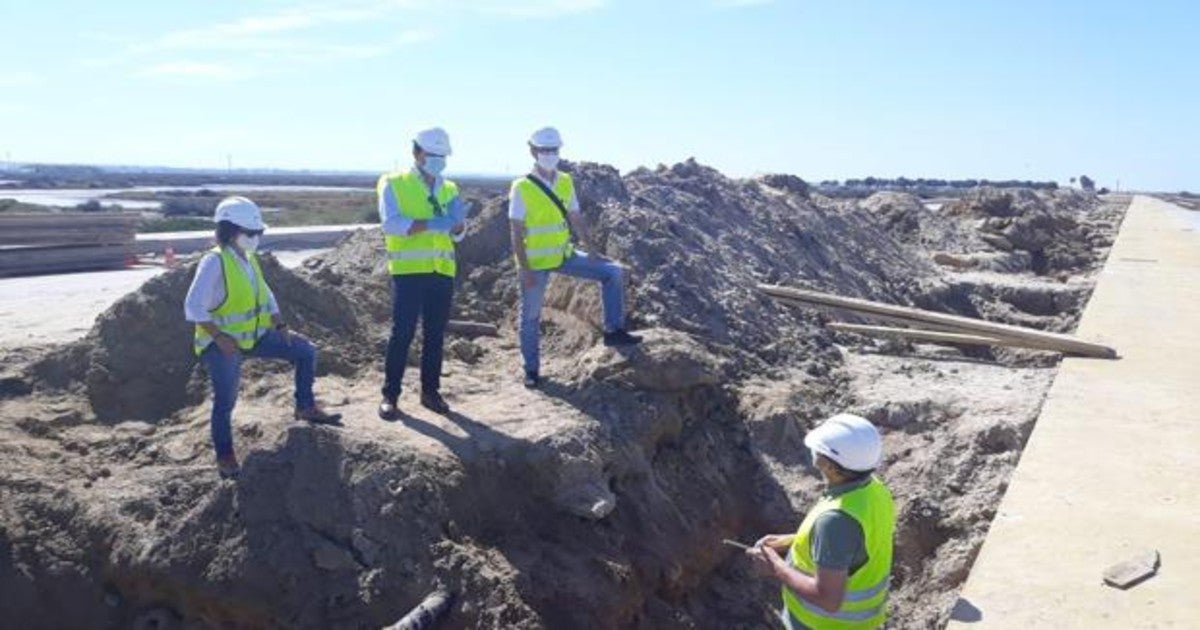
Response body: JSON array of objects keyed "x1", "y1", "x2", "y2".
[
  {"x1": 0, "y1": 212, "x2": 138, "y2": 277},
  {"x1": 758, "y1": 283, "x2": 1117, "y2": 359}
]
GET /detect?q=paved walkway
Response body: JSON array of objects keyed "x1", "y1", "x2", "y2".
[
  {"x1": 948, "y1": 196, "x2": 1200, "y2": 628},
  {"x1": 0, "y1": 250, "x2": 321, "y2": 349}
]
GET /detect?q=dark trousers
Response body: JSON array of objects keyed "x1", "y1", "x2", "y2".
[{"x1": 382, "y1": 273, "x2": 454, "y2": 400}]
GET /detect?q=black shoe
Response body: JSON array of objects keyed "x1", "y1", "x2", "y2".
[
  {"x1": 378, "y1": 397, "x2": 400, "y2": 421},
  {"x1": 296, "y1": 406, "x2": 343, "y2": 426},
  {"x1": 523, "y1": 370, "x2": 540, "y2": 389},
  {"x1": 217, "y1": 454, "x2": 241, "y2": 480},
  {"x1": 603, "y1": 329, "x2": 643, "y2": 347},
  {"x1": 420, "y1": 391, "x2": 450, "y2": 415}
]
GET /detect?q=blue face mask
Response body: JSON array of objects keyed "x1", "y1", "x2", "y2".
[{"x1": 422, "y1": 155, "x2": 446, "y2": 176}]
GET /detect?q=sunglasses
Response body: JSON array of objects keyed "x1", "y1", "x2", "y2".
[{"x1": 242, "y1": 229, "x2": 264, "y2": 237}]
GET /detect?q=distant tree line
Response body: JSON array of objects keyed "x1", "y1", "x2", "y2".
[{"x1": 817, "y1": 177, "x2": 1060, "y2": 191}]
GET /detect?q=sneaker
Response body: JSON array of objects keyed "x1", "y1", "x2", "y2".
[
  {"x1": 603, "y1": 329, "x2": 643, "y2": 347},
  {"x1": 420, "y1": 391, "x2": 451, "y2": 415},
  {"x1": 378, "y1": 397, "x2": 400, "y2": 421},
  {"x1": 523, "y1": 370, "x2": 540, "y2": 389},
  {"x1": 217, "y1": 454, "x2": 240, "y2": 480},
  {"x1": 296, "y1": 405, "x2": 343, "y2": 426}
]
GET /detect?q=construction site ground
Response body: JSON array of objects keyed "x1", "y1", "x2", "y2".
[
  {"x1": 949, "y1": 195, "x2": 1199, "y2": 629},
  {"x1": 0, "y1": 166, "x2": 1154, "y2": 628}
]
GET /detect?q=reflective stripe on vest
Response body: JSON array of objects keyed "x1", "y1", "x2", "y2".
[
  {"x1": 525, "y1": 221, "x2": 567, "y2": 236},
  {"x1": 387, "y1": 249, "x2": 456, "y2": 261},
  {"x1": 782, "y1": 476, "x2": 896, "y2": 630},
  {"x1": 380, "y1": 170, "x2": 459, "y2": 277},
  {"x1": 193, "y1": 247, "x2": 272, "y2": 356},
  {"x1": 513, "y1": 173, "x2": 574, "y2": 270}
]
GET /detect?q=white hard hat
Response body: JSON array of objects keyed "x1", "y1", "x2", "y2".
[
  {"x1": 804, "y1": 413, "x2": 883, "y2": 472},
  {"x1": 213, "y1": 196, "x2": 266, "y2": 231},
  {"x1": 529, "y1": 126, "x2": 563, "y2": 149},
  {"x1": 414, "y1": 127, "x2": 452, "y2": 156}
]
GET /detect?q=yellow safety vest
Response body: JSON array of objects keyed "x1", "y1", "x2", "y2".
[
  {"x1": 512, "y1": 173, "x2": 574, "y2": 271},
  {"x1": 783, "y1": 477, "x2": 895, "y2": 630},
  {"x1": 193, "y1": 246, "x2": 272, "y2": 356},
  {"x1": 380, "y1": 170, "x2": 459, "y2": 277}
]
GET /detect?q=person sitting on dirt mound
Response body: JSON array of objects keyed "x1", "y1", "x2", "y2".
[
  {"x1": 508, "y1": 126, "x2": 641, "y2": 389},
  {"x1": 184, "y1": 196, "x2": 343, "y2": 479},
  {"x1": 377, "y1": 127, "x2": 469, "y2": 419},
  {"x1": 747, "y1": 413, "x2": 895, "y2": 629}
]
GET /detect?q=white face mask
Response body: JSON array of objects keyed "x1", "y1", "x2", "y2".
[
  {"x1": 236, "y1": 234, "x2": 260, "y2": 253},
  {"x1": 536, "y1": 153, "x2": 560, "y2": 171}
]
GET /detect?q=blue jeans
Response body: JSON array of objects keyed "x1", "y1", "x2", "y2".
[
  {"x1": 519, "y1": 250, "x2": 625, "y2": 373},
  {"x1": 200, "y1": 328, "x2": 317, "y2": 458},
  {"x1": 382, "y1": 273, "x2": 454, "y2": 400}
]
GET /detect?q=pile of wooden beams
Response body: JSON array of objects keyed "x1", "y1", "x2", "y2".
[
  {"x1": 759, "y1": 284, "x2": 1117, "y2": 359},
  {"x1": 0, "y1": 212, "x2": 138, "y2": 277}
]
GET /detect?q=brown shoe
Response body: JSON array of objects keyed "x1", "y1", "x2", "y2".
[{"x1": 296, "y1": 405, "x2": 343, "y2": 426}]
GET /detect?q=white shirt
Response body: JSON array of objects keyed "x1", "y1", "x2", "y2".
[
  {"x1": 184, "y1": 250, "x2": 280, "y2": 323},
  {"x1": 508, "y1": 169, "x2": 580, "y2": 221}
]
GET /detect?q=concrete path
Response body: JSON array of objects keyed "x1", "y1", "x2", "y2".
[
  {"x1": 948, "y1": 196, "x2": 1200, "y2": 628},
  {"x1": 0, "y1": 249, "x2": 322, "y2": 349}
]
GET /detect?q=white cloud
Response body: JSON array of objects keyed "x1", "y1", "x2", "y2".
[
  {"x1": 712, "y1": 0, "x2": 775, "y2": 7},
  {"x1": 0, "y1": 71, "x2": 38, "y2": 88},
  {"x1": 138, "y1": 61, "x2": 250, "y2": 81},
  {"x1": 114, "y1": 0, "x2": 601, "y2": 79},
  {"x1": 461, "y1": 0, "x2": 607, "y2": 18}
]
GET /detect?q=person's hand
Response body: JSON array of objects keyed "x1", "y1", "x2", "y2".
[
  {"x1": 745, "y1": 545, "x2": 776, "y2": 577},
  {"x1": 755, "y1": 534, "x2": 792, "y2": 552},
  {"x1": 522, "y1": 269, "x2": 538, "y2": 289},
  {"x1": 408, "y1": 220, "x2": 428, "y2": 235},
  {"x1": 215, "y1": 333, "x2": 239, "y2": 356},
  {"x1": 451, "y1": 222, "x2": 466, "y2": 236}
]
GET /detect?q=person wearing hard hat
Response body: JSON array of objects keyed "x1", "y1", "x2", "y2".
[
  {"x1": 509, "y1": 126, "x2": 641, "y2": 388},
  {"x1": 377, "y1": 127, "x2": 469, "y2": 418},
  {"x1": 746, "y1": 413, "x2": 896, "y2": 629},
  {"x1": 184, "y1": 197, "x2": 343, "y2": 479}
]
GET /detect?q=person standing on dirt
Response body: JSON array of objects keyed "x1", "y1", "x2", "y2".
[
  {"x1": 377, "y1": 127, "x2": 468, "y2": 418},
  {"x1": 185, "y1": 196, "x2": 343, "y2": 479},
  {"x1": 508, "y1": 126, "x2": 641, "y2": 388},
  {"x1": 747, "y1": 413, "x2": 895, "y2": 629}
]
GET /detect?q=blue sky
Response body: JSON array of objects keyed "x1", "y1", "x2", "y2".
[{"x1": 1, "y1": 0, "x2": 1196, "y2": 190}]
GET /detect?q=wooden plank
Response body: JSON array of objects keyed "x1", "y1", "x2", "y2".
[
  {"x1": 760, "y1": 284, "x2": 1117, "y2": 359},
  {"x1": 0, "y1": 212, "x2": 141, "y2": 227},
  {"x1": 826, "y1": 322, "x2": 1077, "y2": 354},
  {"x1": 0, "y1": 244, "x2": 132, "y2": 277},
  {"x1": 0, "y1": 226, "x2": 135, "y2": 247}
]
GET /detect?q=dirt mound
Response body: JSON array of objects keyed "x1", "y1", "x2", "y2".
[
  {"x1": 0, "y1": 162, "x2": 1130, "y2": 629},
  {"x1": 30, "y1": 254, "x2": 369, "y2": 422},
  {"x1": 940, "y1": 187, "x2": 1119, "y2": 274},
  {"x1": 306, "y1": 160, "x2": 942, "y2": 377}
]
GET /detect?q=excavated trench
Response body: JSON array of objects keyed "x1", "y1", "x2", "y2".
[{"x1": 0, "y1": 165, "x2": 1127, "y2": 629}]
